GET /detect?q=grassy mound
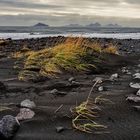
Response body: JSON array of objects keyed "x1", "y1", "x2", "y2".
[{"x1": 17, "y1": 37, "x2": 118, "y2": 81}]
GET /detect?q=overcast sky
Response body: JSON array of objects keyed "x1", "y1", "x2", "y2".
[{"x1": 0, "y1": 0, "x2": 140, "y2": 27}]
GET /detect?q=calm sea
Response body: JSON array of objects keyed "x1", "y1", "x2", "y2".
[{"x1": 0, "y1": 26, "x2": 140, "y2": 40}]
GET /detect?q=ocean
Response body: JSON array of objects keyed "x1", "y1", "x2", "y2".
[{"x1": 0, "y1": 26, "x2": 140, "y2": 40}]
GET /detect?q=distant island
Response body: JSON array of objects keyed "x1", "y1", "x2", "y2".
[
  {"x1": 86, "y1": 22, "x2": 101, "y2": 27},
  {"x1": 64, "y1": 24, "x2": 82, "y2": 27},
  {"x1": 105, "y1": 23, "x2": 121, "y2": 28},
  {"x1": 33, "y1": 23, "x2": 49, "y2": 27},
  {"x1": 63, "y1": 22, "x2": 121, "y2": 28}
]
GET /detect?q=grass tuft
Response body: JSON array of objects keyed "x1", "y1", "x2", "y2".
[
  {"x1": 16, "y1": 37, "x2": 118, "y2": 81},
  {"x1": 71, "y1": 79, "x2": 113, "y2": 133}
]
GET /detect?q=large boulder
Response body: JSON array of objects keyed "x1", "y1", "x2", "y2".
[
  {"x1": 16, "y1": 108, "x2": 35, "y2": 121},
  {"x1": 0, "y1": 115, "x2": 20, "y2": 139},
  {"x1": 20, "y1": 99, "x2": 36, "y2": 109}
]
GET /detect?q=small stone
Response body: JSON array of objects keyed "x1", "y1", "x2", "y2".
[
  {"x1": 98, "y1": 86, "x2": 104, "y2": 92},
  {"x1": 0, "y1": 115, "x2": 20, "y2": 139},
  {"x1": 135, "y1": 70, "x2": 139, "y2": 73},
  {"x1": 126, "y1": 95, "x2": 140, "y2": 103},
  {"x1": 127, "y1": 72, "x2": 131, "y2": 75},
  {"x1": 110, "y1": 73, "x2": 119, "y2": 81},
  {"x1": 122, "y1": 67, "x2": 129, "y2": 73},
  {"x1": 20, "y1": 99, "x2": 36, "y2": 109},
  {"x1": 50, "y1": 89, "x2": 58, "y2": 94},
  {"x1": 16, "y1": 108, "x2": 35, "y2": 121},
  {"x1": 50, "y1": 89, "x2": 66, "y2": 96},
  {"x1": 129, "y1": 83, "x2": 140, "y2": 89},
  {"x1": 68, "y1": 77, "x2": 75, "y2": 83},
  {"x1": 71, "y1": 81, "x2": 80, "y2": 85},
  {"x1": 133, "y1": 73, "x2": 140, "y2": 79},
  {"x1": 136, "y1": 89, "x2": 140, "y2": 96},
  {"x1": 56, "y1": 126, "x2": 65, "y2": 133},
  {"x1": 93, "y1": 77, "x2": 103, "y2": 84}
]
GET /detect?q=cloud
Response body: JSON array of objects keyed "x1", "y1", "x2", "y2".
[{"x1": 0, "y1": 0, "x2": 139, "y2": 26}]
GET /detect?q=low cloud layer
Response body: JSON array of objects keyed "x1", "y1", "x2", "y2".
[{"x1": 0, "y1": 0, "x2": 139, "y2": 27}]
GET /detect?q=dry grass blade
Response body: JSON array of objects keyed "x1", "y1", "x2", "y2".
[
  {"x1": 0, "y1": 106, "x2": 12, "y2": 112},
  {"x1": 95, "y1": 95, "x2": 114, "y2": 105},
  {"x1": 71, "y1": 80, "x2": 108, "y2": 133}
]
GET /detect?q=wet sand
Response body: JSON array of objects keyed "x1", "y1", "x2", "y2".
[{"x1": 0, "y1": 37, "x2": 140, "y2": 140}]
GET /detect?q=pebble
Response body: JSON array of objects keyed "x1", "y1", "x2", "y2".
[
  {"x1": 0, "y1": 115, "x2": 20, "y2": 139},
  {"x1": 93, "y1": 77, "x2": 103, "y2": 84},
  {"x1": 110, "y1": 73, "x2": 119, "y2": 81},
  {"x1": 56, "y1": 126, "x2": 65, "y2": 133},
  {"x1": 133, "y1": 73, "x2": 140, "y2": 79},
  {"x1": 50, "y1": 89, "x2": 67, "y2": 95},
  {"x1": 98, "y1": 86, "x2": 104, "y2": 92},
  {"x1": 50, "y1": 89, "x2": 58, "y2": 94},
  {"x1": 122, "y1": 67, "x2": 129, "y2": 73},
  {"x1": 136, "y1": 89, "x2": 140, "y2": 96},
  {"x1": 71, "y1": 81, "x2": 80, "y2": 85},
  {"x1": 129, "y1": 83, "x2": 140, "y2": 89},
  {"x1": 20, "y1": 99, "x2": 36, "y2": 109},
  {"x1": 68, "y1": 77, "x2": 75, "y2": 83},
  {"x1": 126, "y1": 95, "x2": 140, "y2": 103}
]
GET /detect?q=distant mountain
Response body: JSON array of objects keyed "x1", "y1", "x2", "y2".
[
  {"x1": 105, "y1": 24, "x2": 121, "y2": 28},
  {"x1": 33, "y1": 23, "x2": 49, "y2": 27},
  {"x1": 64, "y1": 24, "x2": 82, "y2": 27},
  {"x1": 86, "y1": 22, "x2": 101, "y2": 27}
]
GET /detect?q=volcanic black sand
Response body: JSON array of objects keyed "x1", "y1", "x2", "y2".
[{"x1": 0, "y1": 37, "x2": 140, "y2": 140}]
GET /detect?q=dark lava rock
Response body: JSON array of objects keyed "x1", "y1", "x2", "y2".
[
  {"x1": 56, "y1": 126, "x2": 65, "y2": 133},
  {"x1": 68, "y1": 77, "x2": 75, "y2": 83},
  {"x1": 0, "y1": 115, "x2": 20, "y2": 139},
  {"x1": 0, "y1": 81, "x2": 7, "y2": 92}
]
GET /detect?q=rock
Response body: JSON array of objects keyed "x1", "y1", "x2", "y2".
[
  {"x1": 56, "y1": 126, "x2": 65, "y2": 133},
  {"x1": 20, "y1": 99, "x2": 36, "y2": 109},
  {"x1": 98, "y1": 86, "x2": 104, "y2": 92},
  {"x1": 126, "y1": 95, "x2": 140, "y2": 103},
  {"x1": 93, "y1": 77, "x2": 103, "y2": 84},
  {"x1": 133, "y1": 73, "x2": 140, "y2": 79},
  {"x1": 0, "y1": 81, "x2": 7, "y2": 93},
  {"x1": 50, "y1": 89, "x2": 67, "y2": 96},
  {"x1": 127, "y1": 72, "x2": 132, "y2": 75},
  {"x1": 0, "y1": 115, "x2": 20, "y2": 139},
  {"x1": 16, "y1": 108, "x2": 35, "y2": 121},
  {"x1": 135, "y1": 70, "x2": 139, "y2": 73},
  {"x1": 138, "y1": 64, "x2": 140, "y2": 68},
  {"x1": 71, "y1": 81, "x2": 81, "y2": 86},
  {"x1": 129, "y1": 83, "x2": 140, "y2": 89},
  {"x1": 122, "y1": 67, "x2": 129, "y2": 73},
  {"x1": 68, "y1": 77, "x2": 75, "y2": 83},
  {"x1": 136, "y1": 89, "x2": 140, "y2": 96},
  {"x1": 50, "y1": 89, "x2": 58, "y2": 94},
  {"x1": 110, "y1": 73, "x2": 119, "y2": 81}
]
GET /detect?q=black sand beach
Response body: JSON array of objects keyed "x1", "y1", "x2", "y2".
[{"x1": 0, "y1": 37, "x2": 140, "y2": 140}]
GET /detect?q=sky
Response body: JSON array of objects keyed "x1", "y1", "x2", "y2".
[{"x1": 0, "y1": 0, "x2": 140, "y2": 27}]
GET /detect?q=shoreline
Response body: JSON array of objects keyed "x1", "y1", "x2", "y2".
[
  {"x1": 0, "y1": 36, "x2": 140, "y2": 56},
  {"x1": 0, "y1": 32, "x2": 140, "y2": 40}
]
